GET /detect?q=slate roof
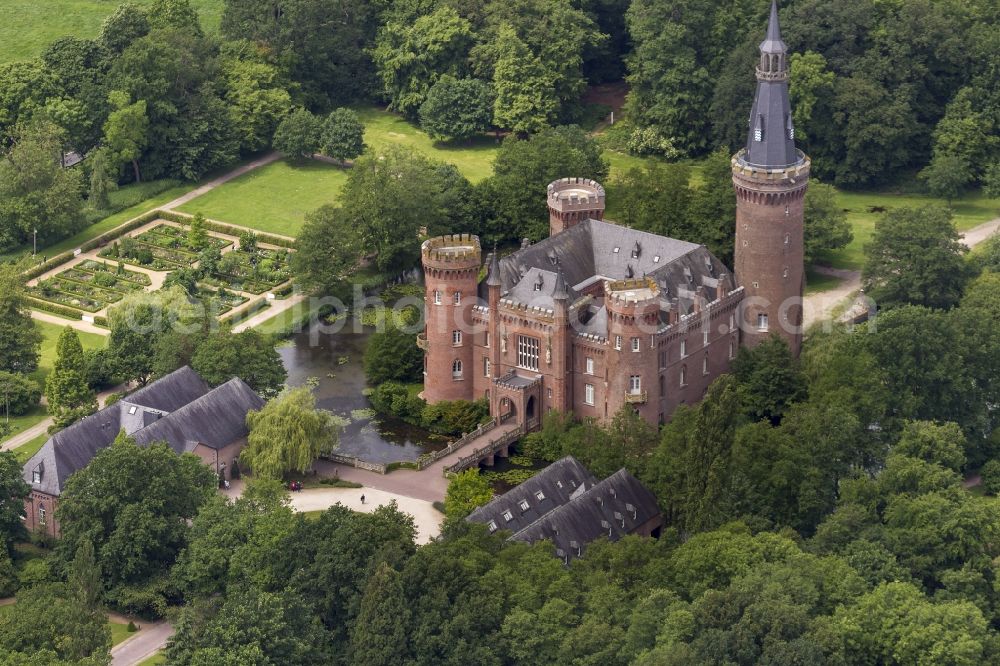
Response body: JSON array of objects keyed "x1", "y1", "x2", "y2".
[
  {"x1": 466, "y1": 456, "x2": 596, "y2": 535},
  {"x1": 132, "y1": 378, "x2": 264, "y2": 454},
  {"x1": 467, "y1": 457, "x2": 662, "y2": 563},
  {"x1": 22, "y1": 367, "x2": 262, "y2": 496},
  {"x1": 509, "y1": 469, "x2": 662, "y2": 563},
  {"x1": 742, "y1": 0, "x2": 801, "y2": 169},
  {"x1": 483, "y1": 219, "x2": 733, "y2": 316}
]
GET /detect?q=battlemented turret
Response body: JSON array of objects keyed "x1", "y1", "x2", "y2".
[
  {"x1": 420, "y1": 235, "x2": 481, "y2": 403},
  {"x1": 547, "y1": 178, "x2": 606, "y2": 237}
]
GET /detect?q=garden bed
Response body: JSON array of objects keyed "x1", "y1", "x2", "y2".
[
  {"x1": 137, "y1": 224, "x2": 231, "y2": 252},
  {"x1": 78, "y1": 260, "x2": 152, "y2": 286},
  {"x1": 194, "y1": 286, "x2": 248, "y2": 313},
  {"x1": 98, "y1": 238, "x2": 191, "y2": 270},
  {"x1": 27, "y1": 285, "x2": 103, "y2": 312},
  {"x1": 60, "y1": 268, "x2": 145, "y2": 292}
]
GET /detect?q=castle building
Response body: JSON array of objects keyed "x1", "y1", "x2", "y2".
[{"x1": 419, "y1": 2, "x2": 808, "y2": 427}]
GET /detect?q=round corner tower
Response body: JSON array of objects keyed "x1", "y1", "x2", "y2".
[
  {"x1": 421, "y1": 234, "x2": 481, "y2": 403},
  {"x1": 547, "y1": 178, "x2": 606, "y2": 237},
  {"x1": 604, "y1": 277, "x2": 660, "y2": 422},
  {"x1": 732, "y1": 0, "x2": 809, "y2": 356}
]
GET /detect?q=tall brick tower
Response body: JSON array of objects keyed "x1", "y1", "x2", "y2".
[
  {"x1": 420, "y1": 234, "x2": 480, "y2": 403},
  {"x1": 732, "y1": 0, "x2": 810, "y2": 356},
  {"x1": 604, "y1": 277, "x2": 660, "y2": 423},
  {"x1": 547, "y1": 178, "x2": 605, "y2": 237}
]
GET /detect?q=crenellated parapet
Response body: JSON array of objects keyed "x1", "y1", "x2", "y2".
[
  {"x1": 732, "y1": 149, "x2": 811, "y2": 204},
  {"x1": 547, "y1": 178, "x2": 606, "y2": 236}
]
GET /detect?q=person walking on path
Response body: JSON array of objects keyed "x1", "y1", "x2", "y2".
[{"x1": 360, "y1": 494, "x2": 366, "y2": 505}]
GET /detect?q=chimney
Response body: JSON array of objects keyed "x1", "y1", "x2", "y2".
[
  {"x1": 693, "y1": 286, "x2": 706, "y2": 313},
  {"x1": 718, "y1": 273, "x2": 728, "y2": 299},
  {"x1": 521, "y1": 238, "x2": 531, "y2": 250},
  {"x1": 669, "y1": 298, "x2": 680, "y2": 325}
]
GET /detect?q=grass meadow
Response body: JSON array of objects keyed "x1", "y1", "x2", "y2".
[{"x1": 0, "y1": 0, "x2": 222, "y2": 63}]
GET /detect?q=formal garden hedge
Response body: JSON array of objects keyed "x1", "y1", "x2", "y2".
[{"x1": 23, "y1": 297, "x2": 84, "y2": 320}]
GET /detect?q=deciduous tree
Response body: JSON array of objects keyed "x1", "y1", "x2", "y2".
[
  {"x1": 272, "y1": 108, "x2": 321, "y2": 160},
  {"x1": 320, "y1": 107, "x2": 364, "y2": 164},
  {"x1": 243, "y1": 387, "x2": 338, "y2": 479},
  {"x1": 56, "y1": 431, "x2": 216, "y2": 616},
  {"x1": 419, "y1": 76, "x2": 492, "y2": 143},
  {"x1": 191, "y1": 328, "x2": 287, "y2": 397},
  {"x1": 0, "y1": 120, "x2": 85, "y2": 251},
  {"x1": 863, "y1": 206, "x2": 970, "y2": 311},
  {"x1": 444, "y1": 470, "x2": 494, "y2": 521}
]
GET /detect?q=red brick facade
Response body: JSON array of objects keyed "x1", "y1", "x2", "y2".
[{"x1": 732, "y1": 156, "x2": 810, "y2": 356}]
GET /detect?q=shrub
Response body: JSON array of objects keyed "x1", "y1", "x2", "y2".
[
  {"x1": 0, "y1": 550, "x2": 17, "y2": 597},
  {"x1": 421, "y1": 398, "x2": 490, "y2": 436},
  {"x1": 127, "y1": 621, "x2": 138, "y2": 632},
  {"x1": 92, "y1": 271, "x2": 118, "y2": 288},
  {"x1": 980, "y1": 459, "x2": 1000, "y2": 495},
  {"x1": 17, "y1": 558, "x2": 52, "y2": 588},
  {"x1": 23, "y1": 297, "x2": 83, "y2": 320}
]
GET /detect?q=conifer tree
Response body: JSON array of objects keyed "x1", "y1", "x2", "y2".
[
  {"x1": 348, "y1": 562, "x2": 410, "y2": 666},
  {"x1": 44, "y1": 326, "x2": 97, "y2": 428}
]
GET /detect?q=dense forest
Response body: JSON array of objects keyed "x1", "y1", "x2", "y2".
[{"x1": 3, "y1": 0, "x2": 1000, "y2": 252}]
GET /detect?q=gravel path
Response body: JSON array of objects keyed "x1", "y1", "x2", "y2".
[
  {"x1": 803, "y1": 216, "x2": 1000, "y2": 327},
  {"x1": 160, "y1": 152, "x2": 282, "y2": 211},
  {"x1": 110, "y1": 620, "x2": 174, "y2": 666}
]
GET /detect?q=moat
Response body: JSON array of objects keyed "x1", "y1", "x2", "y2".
[{"x1": 278, "y1": 324, "x2": 449, "y2": 463}]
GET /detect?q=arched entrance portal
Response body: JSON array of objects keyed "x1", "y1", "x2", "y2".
[
  {"x1": 526, "y1": 395, "x2": 536, "y2": 421},
  {"x1": 499, "y1": 396, "x2": 517, "y2": 422}
]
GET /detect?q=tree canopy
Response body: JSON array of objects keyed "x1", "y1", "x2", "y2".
[{"x1": 243, "y1": 386, "x2": 339, "y2": 479}]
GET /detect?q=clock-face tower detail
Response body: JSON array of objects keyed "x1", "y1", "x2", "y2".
[{"x1": 732, "y1": 0, "x2": 810, "y2": 356}]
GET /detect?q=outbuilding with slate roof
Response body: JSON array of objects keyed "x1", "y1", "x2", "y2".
[
  {"x1": 22, "y1": 366, "x2": 264, "y2": 537},
  {"x1": 467, "y1": 456, "x2": 662, "y2": 564}
]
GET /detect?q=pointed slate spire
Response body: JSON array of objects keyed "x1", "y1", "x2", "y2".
[
  {"x1": 552, "y1": 271, "x2": 569, "y2": 302},
  {"x1": 742, "y1": 0, "x2": 800, "y2": 169},
  {"x1": 760, "y1": 0, "x2": 785, "y2": 53},
  {"x1": 486, "y1": 249, "x2": 501, "y2": 287}
]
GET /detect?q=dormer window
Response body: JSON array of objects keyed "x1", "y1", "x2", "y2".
[
  {"x1": 754, "y1": 115, "x2": 765, "y2": 142},
  {"x1": 786, "y1": 114, "x2": 794, "y2": 141},
  {"x1": 502, "y1": 510, "x2": 513, "y2": 522},
  {"x1": 625, "y1": 264, "x2": 634, "y2": 279},
  {"x1": 535, "y1": 490, "x2": 545, "y2": 501},
  {"x1": 487, "y1": 520, "x2": 498, "y2": 533},
  {"x1": 533, "y1": 275, "x2": 543, "y2": 291},
  {"x1": 519, "y1": 499, "x2": 530, "y2": 512},
  {"x1": 631, "y1": 242, "x2": 641, "y2": 259},
  {"x1": 547, "y1": 250, "x2": 558, "y2": 266},
  {"x1": 31, "y1": 462, "x2": 43, "y2": 484}
]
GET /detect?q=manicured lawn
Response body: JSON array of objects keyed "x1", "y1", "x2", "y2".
[
  {"x1": 11, "y1": 433, "x2": 48, "y2": 464},
  {"x1": 0, "y1": 0, "x2": 222, "y2": 63},
  {"x1": 816, "y1": 190, "x2": 1000, "y2": 271},
  {"x1": 177, "y1": 159, "x2": 348, "y2": 236},
  {"x1": 110, "y1": 620, "x2": 133, "y2": 646},
  {"x1": 357, "y1": 107, "x2": 500, "y2": 183},
  {"x1": 137, "y1": 654, "x2": 167, "y2": 666},
  {"x1": 804, "y1": 268, "x2": 846, "y2": 295}
]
